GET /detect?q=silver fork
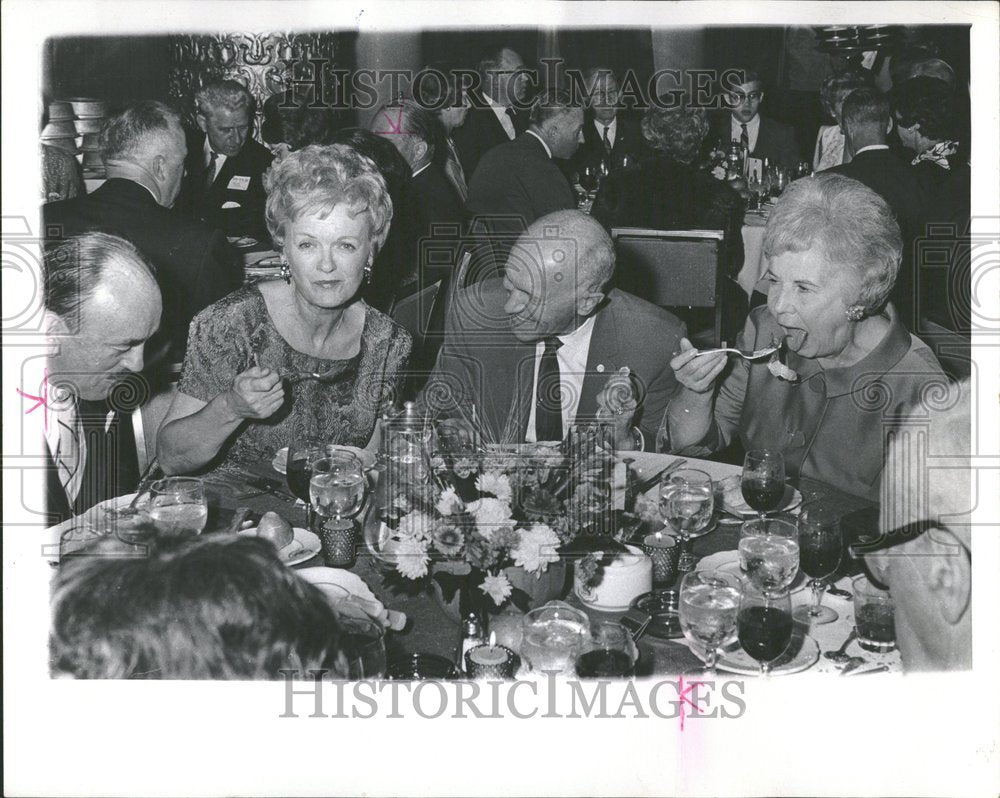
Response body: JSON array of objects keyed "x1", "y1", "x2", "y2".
[
  {"x1": 693, "y1": 345, "x2": 779, "y2": 361},
  {"x1": 282, "y1": 366, "x2": 341, "y2": 383}
]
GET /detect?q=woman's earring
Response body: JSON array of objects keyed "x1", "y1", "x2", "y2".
[
  {"x1": 364, "y1": 260, "x2": 373, "y2": 284},
  {"x1": 280, "y1": 258, "x2": 291, "y2": 284},
  {"x1": 845, "y1": 305, "x2": 865, "y2": 322}
]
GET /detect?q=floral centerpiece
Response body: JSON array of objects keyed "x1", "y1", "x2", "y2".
[{"x1": 372, "y1": 427, "x2": 619, "y2": 612}]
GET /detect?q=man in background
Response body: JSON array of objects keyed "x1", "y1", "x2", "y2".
[{"x1": 713, "y1": 68, "x2": 799, "y2": 171}]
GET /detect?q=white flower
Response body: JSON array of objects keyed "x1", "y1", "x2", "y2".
[
  {"x1": 467, "y1": 498, "x2": 514, "y2": 540},
  {"x1": 512, "y1": 523, "x2": 561, "y2": 574},
  {"x1": 435, "y1": 487, "x2": 463, "y2": 517},
  {"x1": 475, "y1": 472, "x2": 513, "y2": 503},
  {"x1": 711, "y1": 165, "x2": 726, "y2": 180},
  {"x1": 391, "y1": 536, "x2": 430, "y2": 580},
  {"x1": 479, "y1": 572, "x2": 513, "y2": 605},
  {"x1": 396, "y1": 510, "x2": 434, "y2": 542}
]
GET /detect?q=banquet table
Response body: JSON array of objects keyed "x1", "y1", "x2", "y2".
[
  {"x1": 738, "y1": 211, "x2": 768, "y2": 298},
  {"x1": 144, "y1": 450, "x2": 898, "y2": 679}
]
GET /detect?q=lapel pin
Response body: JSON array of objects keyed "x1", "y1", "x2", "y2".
[{"x1": 596, "y1": 364, "x2": 605, "y2": 373}]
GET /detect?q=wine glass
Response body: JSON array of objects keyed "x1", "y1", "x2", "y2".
[
  {"x1": 738, "y1": 583, "x2": 793, "y2": 677},
  {"x1": 659, "y1": 469, "x2": 715, "y2": 572},
  {"x1": 148, "y1": 477, "x2": 208, "y2": 538},
  {"x1": 579, "y1": 164, "x2": 597, "y2": 193},
  {"x1": 287, "y1": 435, "x2": 326, "y2": 504},
  {"x1": 576, "y1": 620, "x2": 636, "y2": 678},
  {"x1": 746, "y1": 172, "x2": 762, "y2": 211},
  {"x1": 758, "y1": 169, "x2": 772, "y2": 207},
  {"x1": 679, "y1": 569, "x2": 742, "y2": 675},
  {"x1": 310, "y1": 452, "x2": 367, "y2": 524},
  {"x1": 792, "y1": 507, "x2": 843, "y2": 625},
  {"x1": 738, "y1": 517, "x2": 799, "y2": 598},
  {"x1": 770, "y1": 165, "x2": 788, "y2": 197},
  {"x1": 741, "y1": 449, "x2": 786, "y2": 519}
]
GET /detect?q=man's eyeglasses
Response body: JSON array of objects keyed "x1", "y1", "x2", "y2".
[{"x1": 728, "y1": 91, "x2": 763, "y2": 103}]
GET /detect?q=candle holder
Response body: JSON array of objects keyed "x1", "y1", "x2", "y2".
[
  {"x1": 317, "y1": 518, "x2": 357, "y2": 568},
  {"x1": 464, "y1": 643, "x2": 519, "y2": 680},
  {"x1": 641, "y1": 532, "x2": 680, "y2": 587}
]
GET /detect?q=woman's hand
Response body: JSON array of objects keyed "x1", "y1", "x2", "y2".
[
  {"x1": 670, "y1": 338, "x2": 727, "y2": 395},
  {"x1": 225, "y1": 366, "x2": 285, "y2": 420}
]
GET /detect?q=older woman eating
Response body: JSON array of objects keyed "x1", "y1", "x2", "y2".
[
  {"x1": 158, "y1": 144, "x2": 411, "y2": 474},
  {"x1": 665, "y1": 173, "x2": 944, "y2": 501}
]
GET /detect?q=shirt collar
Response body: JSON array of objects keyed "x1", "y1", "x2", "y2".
[
  {"x1": 556, "y1": 313, "x2": 597, "y2": 348},
  {"x1": 733, "y1": 114, "x2": 760, "y2": 134},
  {"x1": 594, "y1": 117, "x2": 617, "y2": 135},
  {"x1": 412, "y1": 162, "x2": 431, "y2": 178},
  {"x1": 525, "y1": 129, "x2": 552, "y2": 159},
  {"x1": 854, "y1": 144, "x2": 890, "y2": 155}
]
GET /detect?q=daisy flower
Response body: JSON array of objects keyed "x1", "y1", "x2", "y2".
[
  {"x1": 475, "y1": 472, "x2": 512, "y2": 503},
  {"x1": 511, "y1": 523, "x2": 561, "y2": 574},
  {"x1": 479, "y1": 572, "x2": 513, "y2": 605},
  {"x1": 467, "y1": 498, "x2": 514, "y2": 540},
  {"x1": 435, "y1": 486, "x2": 463, "y2": 517},
  {"x1": 388, "y1": 536, "x2": 430, "y2": 579}
]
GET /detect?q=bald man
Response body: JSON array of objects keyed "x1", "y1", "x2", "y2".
[
  {"x1": 862, "y1": 379, "x2": 972, "y2": 671},
  {"x1": 41, "y1": 232, "x2": 163, "y2": 522},
  {"x1": 424, "y1": 210, "x2": 685, "y2": 449}
]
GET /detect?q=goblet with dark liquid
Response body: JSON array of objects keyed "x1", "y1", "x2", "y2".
[
  {"x1": 792, "y1": 507, "x2": 843, "y2": 625},
  {"x1": 737, "y1": 584, "x2": 793, "y2": 677},
  {"x1": 741, "y1": 449, "x2": 786, "y2": 520},
  {"x1": 286, "y1": 436, "x2": 326, "y2": 503},
  {"x1": 575, "y1": 620, "x2": 636, "y2": 678}
]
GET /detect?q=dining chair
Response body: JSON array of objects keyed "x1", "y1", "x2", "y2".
[{"x1": 610, "y1": 227, "x2": 729, "y2": 348}]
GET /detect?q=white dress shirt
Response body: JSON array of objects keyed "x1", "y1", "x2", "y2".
[
  {"x1": 484, "y1": 93, "x2": 517, "y2": 140},
  {"x1": 854, "y1": 144, "x2": 890, "y2": 156},
  {"x1": 594, "y1": 116, "x2": 618, "y2": 149},
  {"x1": 525, "y1": 129, "x2": 552, "y2": 159},
  {"x1": 525, "y1": 315, "x2": 596, "y2": 442},
  {"x1": 731, "y1": 114, "x2": 761, "y2": 151},
  {"x1": 203, "y1": 138, "x2": 227, "y2": 183}
]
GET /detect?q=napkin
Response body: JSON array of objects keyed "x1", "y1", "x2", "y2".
[{"x1": 296, "y1": 566, "x2": 406, "y2": 631}]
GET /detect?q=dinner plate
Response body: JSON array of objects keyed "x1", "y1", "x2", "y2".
[
  {"x1": 719, "y1": 483, "x2": 802, "y2": 518},
  {"x1": 697, "y1": 550, "x2": 808, "y2": 595},
  {"x1": 239, "y1": 526, "x2": 320, "y2": 566},
  {"x1": 272, "y1": 445, "x2": 377, "y2": 475},
  {"x1": 694, "y1": 631, "x2": 820, "y2": 677},
  {"x1": 227, "y1": 236, "x2": 260, "y2": 249}
]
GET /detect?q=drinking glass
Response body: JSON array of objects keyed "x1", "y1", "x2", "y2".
[
  {"x1": 792, "y1": 507, "x2": 843, "y2": 625},
  {"x1": 340, "y1": 616, "x2": 387, "y2": 679},
  {"x1": 287, "y1": 435, "x2": 326, "y2": 503},
  {"x1": 576, "y1": 620, "x2": 636, "y2": 678},
  {"x1": 746, "y1": 172, "x2": 762, "y2": 211},
  {"x1": 759, "y1": 170, "x2": 772, "y2": 206},
  {"x1": 579, "y1": 164, "x2": 597, "y2": 193},
  {"x1": 148, "y1": 477, "x2": 208, "y2": 538},
  {"x1": 310, "y1": 452, "x2": 367, "y2": 523},
  {"x1": 737, "y1": 583, "x2": 793, "y2": 677},
  {"x1": 659, "y1": 469, "x2": 715, "y2": 572},
  {"x1": 655, "y1": 405, "x2": 671, "y2": 453},
  {"x1": 738, "y1": 517, "x2": 799, "y2": 597},
  {"x1": 770, "y1": 165, "x2": 789, "y2": 197},
  {"x1": 853, "y1": 575, "x2": 896, "y2": 653},
  {"x1": 386, "y1": 429, "x2": 431, "y2": 489},
  {"x1": 521, "y1": 603, "x2": 589, "y2": 676},
  {"x1": 679, "y1": 570, "x2": 742, "y2": 675},
  {"x1": 741, "y1": 449, "x2": 786, "y2": 519}
]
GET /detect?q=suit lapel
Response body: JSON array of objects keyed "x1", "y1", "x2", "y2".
[{"x1": 578, "y1": 297, "x2": 621, "y2": 420}]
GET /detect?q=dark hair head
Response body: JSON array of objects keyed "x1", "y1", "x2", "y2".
[
  {"x1": 819, "y1": 68, "x2": 874, "y2": 119},
  {"x1": 50, "y1": 535, "x2": 347, "y2": 679},
  {"x1": 890, "y1": 76, "x2": 956, "y2": 141},
  {"x1": 44, "y1": 232, "x2": 157, "y2": 319},
  {"x1": 261, "y1": 92, "x2": 344, "y2": 150},
  {"x1": 328, "y1": 127, "x2": 411, "y2": 206},
  {"x1": 641, "y1": 106, "x2": 710, "y2": 163},
  {"x1": 840, "y1": 87, "x2": 891, "y2": 133},
  {"x1": 99, "y1": 100, "x2": 182, "y2": 163},
  {"x1": 529, "y1": 87, "x2": 581, "y2": 128}
]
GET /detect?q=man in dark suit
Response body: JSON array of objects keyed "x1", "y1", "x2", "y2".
[
  {"x1": 177, "y1": 80, "x2": 273, "y2": 242},
  {"x1": 45, "y1": 101, "x2": 242, "y2": 361},
  {"x1": 466, "y1": 88, "x2": 583, "y2": 276},
  {"x1": 424, "y1": 210, "x2": 686, "y2": 450},
  {"x1": 568, "y1": 67, "x2": 646, "y2": 180},
  {"x1": 826, "y1": 88, "x2": 925, "y2": 328},
  {"x1": 712, "y1": 69, "x2": 799, "y2": 171},
  {"x1": 453, "y1": 46, "x2": 530, "y2": 179},
  {"x1": 38, "y1": 232, "x2": 162, "y2": 523}
]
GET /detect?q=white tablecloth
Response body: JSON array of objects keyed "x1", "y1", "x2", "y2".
[{"x1": 738, "y1": 213, "x2": 768, "y2": 297}]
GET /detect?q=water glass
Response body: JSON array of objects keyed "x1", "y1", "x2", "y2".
[
  {"x1": 853, "y1": 575, "x2": 896, "y2": 653},
  {"x1": 679, "y1": 570, "x2": 742, "y2": 675},
  {"x1": 738, "y1": 517, "x2": 799, "y2": 596},
  {"x1": 521, "y1": 602, "x2": 589, "y2": 676},
  {"x1": 792, "y1": 507, "x2": 843, "y2": 625},
  {"x1": 741, "y1": 449, "x2": 786, "y2": 519},
  {"x1": 658, "y1": 469, "x2": 715, "y2": 572},
  {"x1": 310, "y1": 452, "x2": 366, "y2": 521},
  {"x1": 148, "y1": 477, "x2": 208, "y2": 538}
]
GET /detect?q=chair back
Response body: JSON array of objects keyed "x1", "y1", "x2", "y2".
[{"x1": 611, "y1": 228, "x2": 726, "y2": 346}]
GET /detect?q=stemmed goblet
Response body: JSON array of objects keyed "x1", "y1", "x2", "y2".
[
  {"x1": 741, "y1": 449, "x2": 786, "y2": 520},
  {"x1": 738, "y1": 517, "x2": 800, "y2": 598},
  {"x1": 737, "y1": 582, "x2": 793, "y2": 677},
  {"x1": 679, "y1": 569, "x2": 742, "y2": 675},
  {"x1": 792, "y1": 507, "x2": 843, "y2": 625},
  {"x1": 659, "y1": 469, "x2": 715, "y2": 572}
]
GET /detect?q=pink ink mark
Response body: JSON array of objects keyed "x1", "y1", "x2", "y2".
[
  {"x1": 377, "y1": 104, "x2": 407, "y2": 135},
  {"x1": 677, "y1": 675, "x2": 703, "y2": 731},
  {"x1": 16, "y1": 368, "x2": 51, "y2": 433}
]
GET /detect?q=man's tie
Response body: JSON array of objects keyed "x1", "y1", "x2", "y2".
[
  {"x1": 444, "y1": 138, "x2": 468, "y2": 203},
  {"x1": 203, "y1": 150, "x2": 218, "y2": 196},
  {"x1": 535, "y1": 337, "x2": 564, "y2": 442},
  {"x1": 602, "y1": 124, "x2": 612, "y2": 154},
  {"x1": 740, "y1": 123, "x2": 750, "y2": 154}
]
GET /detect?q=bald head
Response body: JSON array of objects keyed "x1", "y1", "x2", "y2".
[
  {"x1": 867, "y1": 380, "x2": 972, "y2": 671},
  {"x1": 502, "y1": 210, "x2": 615, "y2": 342}
]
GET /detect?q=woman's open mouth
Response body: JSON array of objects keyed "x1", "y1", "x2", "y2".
[{"x1": 780, "y1": 326, "x2": 807, "y2": 350}]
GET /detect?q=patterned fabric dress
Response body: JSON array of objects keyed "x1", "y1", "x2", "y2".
[{"x1": 178, "y1": 285, "x2": 411, "y2": 471}]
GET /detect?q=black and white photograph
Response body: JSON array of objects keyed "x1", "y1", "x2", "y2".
[{"x1": 3, "y1": 2, "x2": 998, "y2": 796}]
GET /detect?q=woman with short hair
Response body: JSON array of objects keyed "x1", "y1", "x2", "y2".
[
  {"x1": 666, "y1": 173, "x2": 945, "y2": 500},
  {"x1": 158, "y1": 144, "x2": 411, "y2": 474}
]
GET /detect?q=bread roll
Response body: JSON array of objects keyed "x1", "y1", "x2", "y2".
[{"x1": 256, "y1": 511, "x2": 294, "y2": 549}]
